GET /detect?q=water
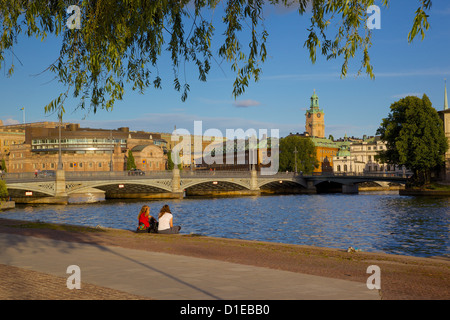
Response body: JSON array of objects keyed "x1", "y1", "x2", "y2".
[{"x1": 1, "y1": 192, "x2": 449, "y2": 258}]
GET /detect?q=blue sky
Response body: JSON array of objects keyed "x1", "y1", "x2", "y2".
[{"x1": 1, "y1": 1, "x2": 450, "y2": 139}]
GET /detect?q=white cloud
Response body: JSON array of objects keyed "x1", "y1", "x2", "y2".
[
  {"x1": 1, "y1": 118, "x2": 20, "y2": 125},
  {"x1": 432, "y1": 7, "x2": 450, "y2": 15},
  {"x1": 391, "y1": 93, "x2": 422, "y2": 99},
  {"x1": 375, "y1": 69, "x2": 450, "y2": 78},
  {"x1": 233, "y1": 99, "x2": 261, "y2": 108}
]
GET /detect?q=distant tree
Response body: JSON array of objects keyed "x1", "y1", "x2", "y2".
[
  {"x1": 0, "y1": 159, "x2": 6, "y2": 172},
  {"x1": 167, "y1": 151, "x2": 175, "y2": 170},
  {"x1": 376, "y1": 95, "x2": 448, "y2": 186},
  {"x1": 0, "y1": 1, "x2": 433, "y2": 116},
  {"x1": 328, "y1": 134, "x2": 334, "y2": 141},
  {"x1": 0, "y1": 180, "x2": 8, "y2": 201},
  {"x1": 126, "y1": 150, "x2": 136, "y2": 170},
  {"x1": 279, "y1": 136, "x2": 319, "y2": 174}
]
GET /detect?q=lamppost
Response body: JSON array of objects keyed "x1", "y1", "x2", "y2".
[
  {"x1": 109, "y1": 131, "x2": 113, "y2": 172},
  {"x1": 20, "y1": 107, "x2": 25, "y2": 124},
  {"x1": 58, "y1": 108, "x2": 63, "y2": 170},
  {"x1": 294, "y1": 146, "x2": 298, "y2": 174}
]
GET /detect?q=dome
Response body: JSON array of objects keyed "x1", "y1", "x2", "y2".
[{"x1": 337, "y1": 145, "x2": 351, "y2": 157}]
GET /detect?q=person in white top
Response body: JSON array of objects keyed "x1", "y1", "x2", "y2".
[{"x1": 157, "y1": 204, "x2": 181, "y2": 234}]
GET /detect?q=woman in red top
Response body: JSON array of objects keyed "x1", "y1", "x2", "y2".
[{"x1": 137, "y1": 205, "x2": 151, "y2": 230}]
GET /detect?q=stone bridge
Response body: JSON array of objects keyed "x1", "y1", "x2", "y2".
[{"x1": 3, "y1": 169, "x2": 409, "y2": 204}]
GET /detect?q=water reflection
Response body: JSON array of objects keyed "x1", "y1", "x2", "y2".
[{"x1": 1, "y1": 193, "x2": 449, "y2": 258}]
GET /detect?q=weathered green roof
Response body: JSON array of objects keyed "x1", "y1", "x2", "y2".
[
  {"x1": 131, "y1": 145, "x2": 151, "y2": 152},
  {"x1": 337, "y1": 144, "x2": 351, "y2": 157},
  {"x1": 305, "y1": 108, "x2": 324, "y2": 114},
  {"x1": 309, "y1": 137, "x2": 348, "y2": 148}
]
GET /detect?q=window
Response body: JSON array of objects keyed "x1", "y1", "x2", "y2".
[
  {"x1": 337, "y1": 165, "x2": 341, "y2": 172},
  {"x1": 98, "y1": 162, "x2": 102, "y2": 168}
]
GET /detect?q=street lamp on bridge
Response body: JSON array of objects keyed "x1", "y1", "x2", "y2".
[{"x1": 294, "y1": 147, "x2": 298, "y2": 174}]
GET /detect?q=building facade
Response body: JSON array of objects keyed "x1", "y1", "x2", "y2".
[
  {"x1": 333, "y1": 136, "x2": 407, "y2": 175},
  {"x1": 0, "y1": 126, "x2": 25, "y2": 170},
  {"x1": 3, "y1": 122, "x2": 167, "y2": 173},
  {"x1": 308, "y1": 137, "x2": 341, "y2": 173},
  {"x1": 159, "y1": 130, "x2": 228, "y2": 169}
]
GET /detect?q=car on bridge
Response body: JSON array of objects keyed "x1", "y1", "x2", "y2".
[
  {"x1": 37, "y1": 170, "x2": 56, "y2": 177},
  {"x1": 128, "y1": 168, "x2": 145, "y2": 176}
]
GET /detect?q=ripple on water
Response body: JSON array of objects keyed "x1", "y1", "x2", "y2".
[{"x1": 1, "y1": 193, "x2": 449, "y2": 258}]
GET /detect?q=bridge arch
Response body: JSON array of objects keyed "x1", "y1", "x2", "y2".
[
  {"x1": 314, "y1": 180, "x2": 345, "y2": 193},
  {"x1": 66, "y1": 180, "x2": 173, "y2": 195},
  {"x1": 7, "y1": 186, "x2": 55, "y2": 197},
  {"x1": 181, "y1": 179, "x2": 251, "y2": 191},
  {"x1": 258, "y1": 179, "x2": 307, "y2": 189}
]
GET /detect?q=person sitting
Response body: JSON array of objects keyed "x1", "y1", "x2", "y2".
[
  {"x1": 137, "y1": 205, "x2": 158, "y2": 233},
  {"x1": 157, "y1": 204, "x2": 181, "y2": 234}
]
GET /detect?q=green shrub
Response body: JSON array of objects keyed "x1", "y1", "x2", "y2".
[{"x1": 0, "y1": 180, "x2": 8, "y2": 201}]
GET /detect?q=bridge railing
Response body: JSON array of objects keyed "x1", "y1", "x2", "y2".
[
  {"x1": 326, "y1": 172, "x2": 412, "y2": 178},
  {"x1": 2, "y1": 169, "x2": 412, "y2": 183},
  {"x1": 2, "y1": 172, "x2": 52, "y2": 183},
  {"x1": 64, "y1": 170, "x2": 174, "y2": 180},
  {"x1": 180, "y1": 170, "x2": 253, "y2": 178}
]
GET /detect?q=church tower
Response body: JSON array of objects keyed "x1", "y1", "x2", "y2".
[
  {"x1": 439, "y1": 79, "x2": 450, "y2": 181},
  {"x1": 305, "y1": 90, "x2": 325, "y2": 138},
  {"x1": 444, "y1": 79, "x2": 448, "y2": 110}
]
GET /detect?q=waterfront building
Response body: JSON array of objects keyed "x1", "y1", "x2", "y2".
[
  {"x1": 191, "y1": 138, "x2": 273, "y2": 171},
  {"x1": 308, "y1": 137, "x2": 343, "y2": 173},
  {"x1": 0, "y1": 123, "x2": 25, "y2": 169},
  {"x1": 333, "y1": 136, "x2": 409, "y2": 175},
  {"x1": 130, "y1": 144, "x2": 166, "y2": 171},
  {"x1": 3, "y1": 122, "x2": 167, "y2": 173},
  {"x1": 332, "y1": 143, "x2": 364, "y2": 174},
  {"x1": 0, "y1": 121, "x2": 67, "y2": 164},
  {"x1": 159, "y1": 130, "x2": 228, "y2": 169},
  {"x1": 334, "y1": 136, "x2": 385, "y2": 174}
]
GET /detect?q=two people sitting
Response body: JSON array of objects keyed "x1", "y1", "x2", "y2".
[{"x1": 137, "y1": 204, "x2": 181, "y2": 234}]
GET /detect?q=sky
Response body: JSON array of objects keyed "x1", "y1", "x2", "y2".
[{"x1": 1, "y1": 0, "x2": 450, "y2": 140}]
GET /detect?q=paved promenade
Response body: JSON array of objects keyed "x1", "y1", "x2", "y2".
[{"x1": 0, "y1": 233, "x2": 380, "y2": 300}]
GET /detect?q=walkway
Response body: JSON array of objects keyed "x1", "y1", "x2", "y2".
[{"x1": 0, "y1": 233, "x2": 379, "y2": 300}]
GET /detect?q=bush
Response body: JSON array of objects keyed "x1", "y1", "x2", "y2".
[{"x1": 0, "y1": 180, "x2": 8, "y2": 201}]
